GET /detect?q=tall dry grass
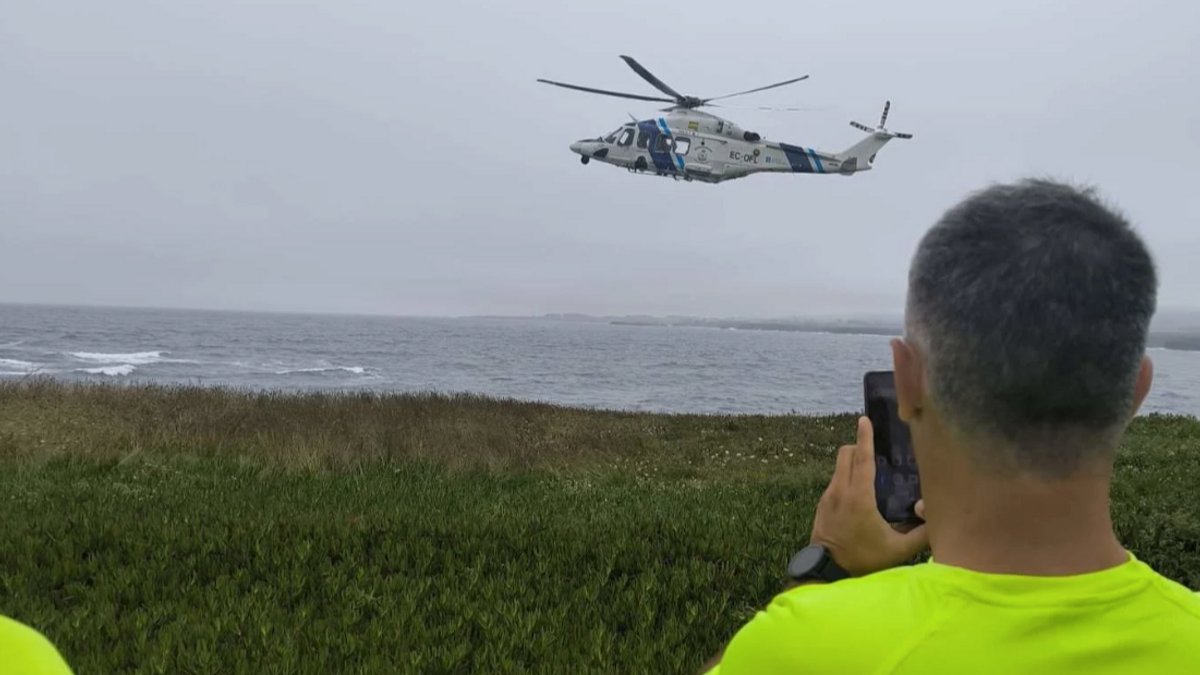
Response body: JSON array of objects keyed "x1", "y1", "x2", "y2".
[{"x1": 0, "y1": 379, "x2": 858, "y2": 475}]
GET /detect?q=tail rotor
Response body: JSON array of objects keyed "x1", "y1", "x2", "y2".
[
  {"x1": 851, "y1": 100, "x2": 912, "y2": 139},
  {"x1": 836, "y1": 100, "x2": 913, "y2": 173}
]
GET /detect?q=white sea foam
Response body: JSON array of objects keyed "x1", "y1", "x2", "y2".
[
  {"x1": 69, "y1": 351, "x2": 185, "y2": 365},
  {"x1": 276, "y1": 366, "x2": 369, "y2": 375},
  {"x1": 78, "y1": 364, "x2": 137, "y2": 376},
  {"x1": 0, "y1": 358, "x2": 39, "y2": 371}
]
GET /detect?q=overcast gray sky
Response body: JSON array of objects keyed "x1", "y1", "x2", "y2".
[{"x1": 2, "y1": 0, "x2": 1197, "y2": 318}]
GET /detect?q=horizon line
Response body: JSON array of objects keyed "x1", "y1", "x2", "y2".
[{"x1": 3, "y1": 299, "x2": 1200, "y2": 323}]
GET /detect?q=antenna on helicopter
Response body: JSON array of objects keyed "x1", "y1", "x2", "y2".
[{"x1": 850, "y1": 101, "x2": 913, "y2": 139}]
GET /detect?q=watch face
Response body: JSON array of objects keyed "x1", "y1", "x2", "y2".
[{"x1": 788, "y1": 545, "x2": 826, "y2": 579}]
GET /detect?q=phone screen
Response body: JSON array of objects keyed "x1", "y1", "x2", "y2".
[{"x1": 863, "y1": 371, "x2": 922, "y2": 524}]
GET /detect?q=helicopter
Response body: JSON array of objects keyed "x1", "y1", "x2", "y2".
[{"x1": 537, "y1": 55, "x2": 912, "y2": 184}]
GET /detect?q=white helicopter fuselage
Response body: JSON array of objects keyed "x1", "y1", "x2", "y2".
[{"x1": 569, "y1": 108, "x2": 896, "y2": 183}]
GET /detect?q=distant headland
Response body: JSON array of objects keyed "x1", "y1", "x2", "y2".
[{"x1": 459, "y1": 312, "x2": 1200, "y2": 352}]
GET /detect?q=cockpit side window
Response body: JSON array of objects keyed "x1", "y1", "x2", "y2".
[{"x1": 617, "y1": 128, "x2": 635, "y2": 147}]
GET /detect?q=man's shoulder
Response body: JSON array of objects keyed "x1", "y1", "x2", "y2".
[
  {"x1": 0, "y1": 615, "x2": 74, "y2": 675},
  {"x1": 1143, "y1": 568, "x2": 1200, "y2": 622},
  {"x1": 716, "y1": 560, "x2": 1200, "y2": 675},
  {"x1": 716, "y1": 565, "x2": 946, "y2": 674}
]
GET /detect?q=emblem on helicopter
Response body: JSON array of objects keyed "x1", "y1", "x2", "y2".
[{"x1": 538, "y1": 55, "x2": 913, "y2": 184}]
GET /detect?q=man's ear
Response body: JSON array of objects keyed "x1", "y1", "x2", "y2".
[
  {"x1": 891, "y1": 338, "x2": 924, "y2": 423},
  {"x1": 1130, "y1": 355, "x2": 1154, "y2": 417}
]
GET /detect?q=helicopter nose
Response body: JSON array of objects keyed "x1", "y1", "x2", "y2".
[{"x1": 571, "y1": 139, "x2": 606, "y2": 157}]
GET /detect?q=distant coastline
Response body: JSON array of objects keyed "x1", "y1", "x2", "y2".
[
  {"x1": 463, "y1": 313, "x2": 1200, "y2": 352},
  {"x1": 607, "y1": 318, "x2": 899, "y2": 337}
]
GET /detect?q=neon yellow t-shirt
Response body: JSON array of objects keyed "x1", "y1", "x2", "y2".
[
  {"x1": 712, "y1": 552, "x2": 1200, "y2": 674},
  {"x1": 0, "y1": 616, "x2": 74, "y2": 675}
]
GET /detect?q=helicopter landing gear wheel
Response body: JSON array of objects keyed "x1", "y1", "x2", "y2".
[
  {"x1": 580, "y1": 155, "x2": 590, "y2": 165},
  {"x1": 634, "y1": 156, "x2": 647, "y2": 171}
]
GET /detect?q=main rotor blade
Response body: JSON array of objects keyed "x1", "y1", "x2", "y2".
[
  {"x1": 707, "y1": 103, "x2": 823, "y2": 112},
  {"x1": 702, "y1": 75, "x2": 810, "y2": 103},
  {"x1": 536, "y1": 79, "x2": 676, "y2": 103},
  {"x1": 618, "y1": 55, "x2": 686, "y2": 102}
]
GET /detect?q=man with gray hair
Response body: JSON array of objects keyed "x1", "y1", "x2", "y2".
[{"x1": 700, "y1": 178, "x2": 1200, "y2": 674}]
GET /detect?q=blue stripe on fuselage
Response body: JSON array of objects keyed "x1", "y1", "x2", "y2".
[
  {"x1": 659, "y1": 118, "x2": 685, "y2": 170},
  {"x1": 640, "y1": 120, "x2": 675, "y2": 174},
  {"x1": 808, "y1": 148, "x2": 825, "y2": 173},
  {"x1": 779, "y1": 143, "x2": 814, "y2": 173}
]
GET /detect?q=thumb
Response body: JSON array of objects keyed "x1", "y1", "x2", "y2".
[{"x1": 892, "y1": 523, "x2": 930, "y2": 561}]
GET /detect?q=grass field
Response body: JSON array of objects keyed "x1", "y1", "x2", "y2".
[{"x1": 2, "y1": 380, "x2": 1199, "y2": 674}]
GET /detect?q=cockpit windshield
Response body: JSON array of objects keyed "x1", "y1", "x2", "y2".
[{"x1": 604, "y1": 124, "x2": 636, "y2": 144}]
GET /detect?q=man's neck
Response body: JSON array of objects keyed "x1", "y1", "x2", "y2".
[{"x1": 927, "y1": 472, "x2": 1129, "y2": 576}]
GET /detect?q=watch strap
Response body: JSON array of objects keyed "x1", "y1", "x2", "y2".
[{"x1": 788, "y1": 544, "x2": 851, "y2": 583}]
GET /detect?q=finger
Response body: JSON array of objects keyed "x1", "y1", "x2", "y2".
[
  {"x1": 851, "y1": 416, "x2": 876, "y2": 489},
  {"x1": 914, "y1": 499, "x2": 926, "y2": 520}
]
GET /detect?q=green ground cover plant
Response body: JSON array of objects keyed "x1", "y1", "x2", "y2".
[{"x1": 2, "y1": 381, "x2": 1198, "y2": 673}]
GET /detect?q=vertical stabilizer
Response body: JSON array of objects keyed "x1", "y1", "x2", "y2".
[{"x1": 835, "y1": 101, "x2": 911, "y2": 173}]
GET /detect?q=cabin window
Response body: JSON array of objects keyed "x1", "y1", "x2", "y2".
[
  {"x1": 617, "y1": 128, "x2": 635, "y2": 147},
  {"x1": 636, "y1": 130, "x2": 649, "y2": 149},
  {"x1": 673, "y1": 137, "x2": 691, "y2": 155}
]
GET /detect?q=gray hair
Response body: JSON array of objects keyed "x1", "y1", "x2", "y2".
[{"x1": 906, "y1": 178, "x2": 1158, "y2": 478}]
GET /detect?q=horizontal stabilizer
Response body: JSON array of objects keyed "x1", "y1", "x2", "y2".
[{"x1": 850, "y1": 101, "x2": 913, "y2": 140}]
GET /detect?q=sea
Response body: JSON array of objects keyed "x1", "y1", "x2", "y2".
[{"x1": 2, "y1": 303, "x2": 1198, "y2": 417}]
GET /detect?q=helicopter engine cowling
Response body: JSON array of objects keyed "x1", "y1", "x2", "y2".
[
  {"x1": 668, "y1": 112, "x2": 761, "y2": 144},
  {"x1": 717, "y1": 119, "x2": 751, "y2": 141}
]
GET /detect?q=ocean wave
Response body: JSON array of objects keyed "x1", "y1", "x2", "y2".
[
  {"x1": 0, "y1": 340, "x2": 25, "y2": 349},
  {"x1": 275, "y1": 366, "x2": 370, "y2": 376},
  {"x1": 77, "y1": 365, "x2": 137, "y2": 376},
  {"x1": 69, "y1": 351, "x2": 191, "y2": 365},
  {"x1": 0, "y1": 358, "x2": 39, "y2": 372}
]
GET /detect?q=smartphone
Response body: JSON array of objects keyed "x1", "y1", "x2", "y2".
[{"x1": 863, "y1": 371, "x2": 922, "y2": 525}]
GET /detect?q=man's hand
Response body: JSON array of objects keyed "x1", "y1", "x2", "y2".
[{"x1": 809, "y1": 416, "x2": 928, "y2": 577}]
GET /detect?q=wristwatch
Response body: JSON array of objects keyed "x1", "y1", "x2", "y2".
[{"x1": 787, "y1": 544, "x2": 851, "y2": 583}]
